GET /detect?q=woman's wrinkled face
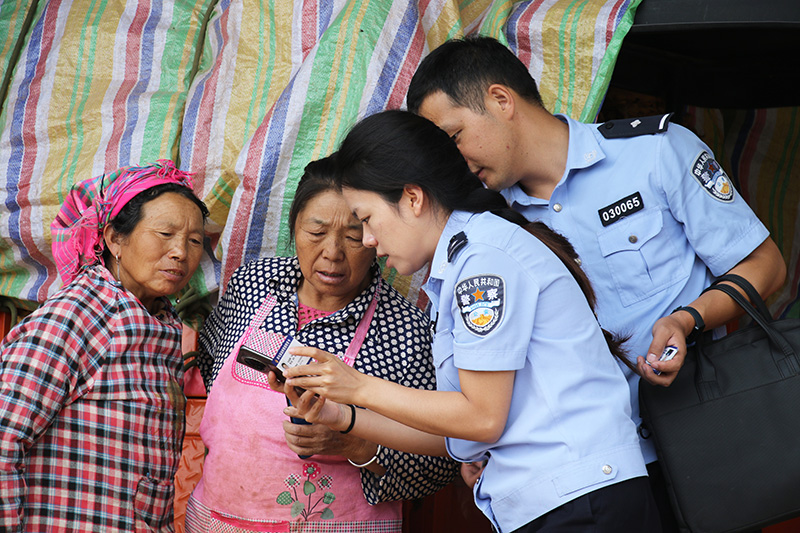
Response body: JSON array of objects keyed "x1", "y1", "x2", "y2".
[
  {"x1": 107, "y1": 192, "x2": 204, "y2": 311},
  {"x1": 294, "y1": 190, "x2": 376, "y2": 304}
]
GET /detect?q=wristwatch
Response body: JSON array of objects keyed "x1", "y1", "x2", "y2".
[{"x1": 673, "y1": 305, "x2": 704, "y2": 344}]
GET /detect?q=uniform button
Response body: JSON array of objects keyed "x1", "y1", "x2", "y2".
[
  {"x1": 602, "y1": 464, "x2": 613, "y2": 475},
  {"x1": 553, "y1": 203, "x2": 562, "y2": 212},
  {"x1": 628, "y1": 235, "x2": 638, "y2": 244},
  {"x1": 604, "y1": 122, "x2": 614, "y2": 130}
]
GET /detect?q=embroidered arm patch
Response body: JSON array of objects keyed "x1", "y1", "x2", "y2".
[
  {"x1": 455, "y1": 275, "x2": 505, "y2": 336},
  {"x1": 691, "y1": 151, "x2": 734, "y2": 202}
]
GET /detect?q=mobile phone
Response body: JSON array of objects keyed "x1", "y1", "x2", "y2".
[
  {"x1": 236, "y1": 342, "x2": 308, "y2": 395},
  {"x1": 646, "y1": 345, "x2": 678, "y2": 376},
  {"x1": 236, "y1": 335, "x2": 311, "y2": 381},
  {"x1": 236, "y1": 345, "x2": 285, "y2": 381}
]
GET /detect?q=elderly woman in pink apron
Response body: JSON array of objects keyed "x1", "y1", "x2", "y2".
[{"x1": 185, "y1": 154, "x2": 457, "y2": 533}]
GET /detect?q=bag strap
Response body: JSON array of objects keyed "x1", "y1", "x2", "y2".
[
  {"x1": 704, "y1": 273, "x2": 772, "y2": 319},
  {"x1": 705, "y1": 282, "x2": 799, "y2": 378}
]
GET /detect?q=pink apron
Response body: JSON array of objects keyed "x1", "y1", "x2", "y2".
[{"x1": 189, "y1": 284, "x2": 401, "y2": 532}]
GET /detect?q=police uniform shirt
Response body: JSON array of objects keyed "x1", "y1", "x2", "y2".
[
  {"x1": 422, "y1": 210, "x2": 647, "y2": 533},
  {"x1": 500, "y1": 114, "x2": 770, "y2": 463}
]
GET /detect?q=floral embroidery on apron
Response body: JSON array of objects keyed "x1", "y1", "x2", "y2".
[{"x1": 276, "y1": 461, "x2": 336, "y2": 521}]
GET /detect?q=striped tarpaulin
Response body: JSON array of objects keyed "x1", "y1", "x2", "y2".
[
  {"x1": 0, "y1": 0, "x2": 641, "y2": 306},
  {"x1": 182, "y1": 0, "x2": 641, "y2": 309},
  {"x1": 0, "y1": 0, "x2": 214, "y2": 304}
]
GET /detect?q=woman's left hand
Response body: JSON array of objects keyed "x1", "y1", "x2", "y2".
[
  {"x1": 267, "y1": 370, "x2": 286, "y2": 393},
  {"x1": 282, "y1": 419, "x2": 371, "y2": 458},
  {"x1": 284, "y1": 347, "x2": 369, "y2": 406}
]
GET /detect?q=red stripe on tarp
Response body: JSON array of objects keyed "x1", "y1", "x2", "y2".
[
  {"x1": 105, "y1": 0, "x2": 150, "y2": 169},
  {"x1": 223, "y1": 107, "x2": 274, "y2": 288}
]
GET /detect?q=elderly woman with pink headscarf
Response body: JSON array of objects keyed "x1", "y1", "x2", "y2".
[{"x1": 0, "y1": 160, "x2": 208, "y2": 532}]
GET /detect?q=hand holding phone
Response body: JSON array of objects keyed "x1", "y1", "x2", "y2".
[
  {"x1": 236, "y1": 335, "x2": 311, "y2": 381},
  {"x1": 285, "y1": 397, "x2": 312, "y2": 459},
  {"x1": 646, "y1": 345, "x2": 678, "y2": 376}
]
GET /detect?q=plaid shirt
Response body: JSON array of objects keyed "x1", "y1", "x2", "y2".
[{"x1": 0, "y1": 265, "x2": 185, "y2": 532}]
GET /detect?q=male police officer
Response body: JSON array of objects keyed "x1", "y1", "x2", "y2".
[{"x1": 406, "y1": 36, "x2": 786, "y2": 531}]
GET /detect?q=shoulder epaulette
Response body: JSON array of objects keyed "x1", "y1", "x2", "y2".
[
  {"x1": 447, "y1": 231, "x2": 468, "y2": 262},
  {"x1": 597, "y1": 113, "x2": 673, "y2": 139}
]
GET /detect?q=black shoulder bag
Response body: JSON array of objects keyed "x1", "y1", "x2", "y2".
[{"x1": 639, "y1": 274, "x2": 800, "y2": 533}]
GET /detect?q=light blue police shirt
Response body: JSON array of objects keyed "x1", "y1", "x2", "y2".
[
  {"x1": 501, "y1": 114, "x2": 770, "y2": 463},
  {"x1": 422, "y1": 210, "x2": 647, "y2": 533}
]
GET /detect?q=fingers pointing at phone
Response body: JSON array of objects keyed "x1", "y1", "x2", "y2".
[{"x1": 284, "y1": 346, "x2": 370, "y2": 406}]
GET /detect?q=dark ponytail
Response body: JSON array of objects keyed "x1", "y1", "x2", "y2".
[
  {"x1": 524, "y1": 220, "x2": 632, "y2": 370},
  {"x1": 337, "y1": 110, "x2": 630, "y2": 368}
]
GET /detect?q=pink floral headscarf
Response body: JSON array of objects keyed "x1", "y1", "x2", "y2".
[{"x1": 51, "y1": 160, "x2": 195, "y2": 285}]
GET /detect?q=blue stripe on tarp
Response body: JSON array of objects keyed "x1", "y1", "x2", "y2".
[
  {"x1": 243, "y1": 77, "x2": 295, "y2": 264},
  {"x1": 180, "y1": 0, "x2": 229, "y2": 160},
  {"x1": 318, "y1": 0, "x2": 333, "y2": 38},
  {"x1": 365, "y1": 1, "x2": 418, "y2": 114},
  {"x1": 6, "y1": 1, "x2": 51, "y2": 300},
  {"x1": 119, "y1": 0, "x2": 162, "y2": 165}
]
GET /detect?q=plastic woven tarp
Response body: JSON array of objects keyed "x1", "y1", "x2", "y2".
[{"x1": 0, "y1": 0, "x2": 663, "y2": 308}]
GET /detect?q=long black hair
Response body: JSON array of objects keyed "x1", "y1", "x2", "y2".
[{"x1": 336, "y1": 110, "x2": 631, "y2": 369}]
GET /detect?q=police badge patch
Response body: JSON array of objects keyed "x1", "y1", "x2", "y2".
[
  {"x1": 691, "y1": 151, "x2": 734, "y2": 202},
  {"x1": 455, "y1": 275, "x2": 505, "y2": 336}
]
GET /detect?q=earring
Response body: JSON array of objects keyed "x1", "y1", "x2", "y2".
[{"x1": 116, "y1": 254, "x2": 121, "y2": 281}]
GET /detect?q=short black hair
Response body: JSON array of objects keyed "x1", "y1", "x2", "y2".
[
  {"x1": 407, "y1": 35, "x2": 543, "y2": 114},
  {"x1": 288, "y1": 154, "x2": 339, "y2": 242}
]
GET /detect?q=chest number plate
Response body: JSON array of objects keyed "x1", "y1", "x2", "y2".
[{"x1": 598, "y1": 192, "x2": 644, "y2": 227}]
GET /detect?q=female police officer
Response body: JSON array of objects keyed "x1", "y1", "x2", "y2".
[{"x1": 281, "y1": 110, "x2": 660, "y2": 533}]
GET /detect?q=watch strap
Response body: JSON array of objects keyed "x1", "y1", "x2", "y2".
[{"x1": 673, "y1": 305, "x2": 704, "y2": 343}]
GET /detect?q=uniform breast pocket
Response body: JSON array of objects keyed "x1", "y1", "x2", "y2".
[
  {"x1": 432, "y1": 330, "x2": 460, "y2": 392},
  {"x1": 597, "y1": 209, "x2": 689, "y2": 307}
]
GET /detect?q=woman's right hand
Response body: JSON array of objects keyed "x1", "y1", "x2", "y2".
[
  {"x1": 282, "y1": 420, "x2": 367, "y2": 457},
  {"x1": 283, "y1": 346, "x2": 370, "y2": 405}
]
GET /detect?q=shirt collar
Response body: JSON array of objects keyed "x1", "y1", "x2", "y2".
[
  {"x1": 428, "y1": 210, "x2": 473, "y2": 281},
  {"x1": 502, "y1": 115, "x2": 606, "y2": 208},
  {"x1": 265, "y1": 256, "x2": 305, "y2": 300},
  {"x1": 85, "y1": 264, "x2": 179, "y2": 322},
  {"x1": 558, "y1": 113, "x2": 606, "y2": 172},
  {"x1": 263, "y1": 256, "x2": 381, "y2": 322}
]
